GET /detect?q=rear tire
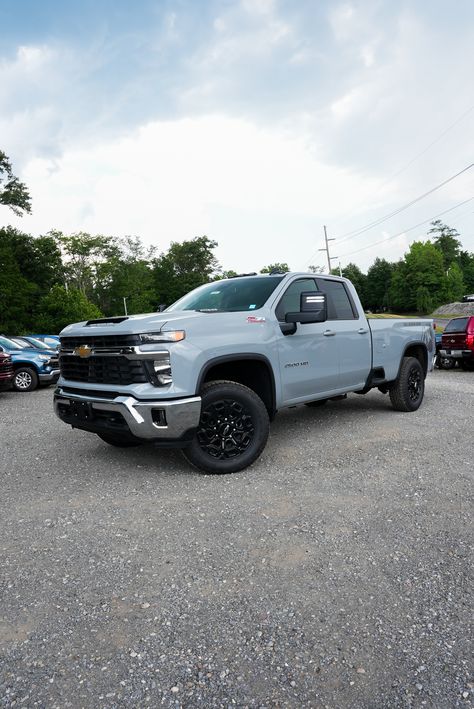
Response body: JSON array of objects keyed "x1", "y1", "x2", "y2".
[
  {"x1": 13, "y1": 367, "x2": 38, "y2": 392},
  {"x1": 389, "y1": 356, "x2": 425, "y2": 412},
  {"x1": 436, "y1": 354, "x2": 455, "y2": 369},
  {"x1": 182, "y1": 380, "x2": 270, "y2": 474},
  {"x1": 97, "y1": 433, "x2": 142, "y2": 447}
]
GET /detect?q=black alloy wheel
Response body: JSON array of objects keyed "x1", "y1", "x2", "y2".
[
  {"x1": 183, "y1": 380, "x2": 270, "y2": 474},
  {"x1": 389, "y1": 356, "x2": 425, "y2": 412}
]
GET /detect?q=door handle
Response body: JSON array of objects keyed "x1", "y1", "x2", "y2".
[
  {"x1": 323, "y1": 329, "x2": 336, "y2": 337},
  {"x1": 357, "y1": 328, "x2": 368, "y2": 334}
]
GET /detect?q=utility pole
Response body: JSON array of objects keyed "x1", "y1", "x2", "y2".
[
  {"x1": 319, "y1": 225, "x2": 337, "y2": 274},
  {"x1": 123, "y1": 297, "x2": 128, "y2": 315}
]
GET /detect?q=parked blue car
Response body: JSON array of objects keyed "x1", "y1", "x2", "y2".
[{"x1": 0, "y1": 336, "x2": 60, "y2": 391}]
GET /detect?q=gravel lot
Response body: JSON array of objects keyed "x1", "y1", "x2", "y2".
[{"x1": 1, "y1": 369, "x2": 472, "y2": 708}]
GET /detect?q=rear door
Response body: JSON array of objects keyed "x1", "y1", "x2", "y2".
[{"x1": 315, "y1": 278, "x2": 372, "y2": 389}]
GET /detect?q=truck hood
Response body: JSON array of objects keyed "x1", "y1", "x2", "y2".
[{"x1": 59, "y1": 309, "x2": 260, "y2": 338}]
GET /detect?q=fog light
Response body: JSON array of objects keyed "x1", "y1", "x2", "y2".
[{"x1": 152, "y1": 409, "x2": 167, "y2": 426}]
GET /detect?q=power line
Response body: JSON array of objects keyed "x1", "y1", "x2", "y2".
[
  {"x1": 336, "y1": 163, "x2": 474, "y2": 244},
  {"x1": 330, "y1": 102, "x2": 474, "y2": 231},
  {"x1": 339, "y1": 196, "x2": 474, "y2": 260}
]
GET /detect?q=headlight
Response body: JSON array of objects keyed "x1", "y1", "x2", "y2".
[
  {"x1": 140, "y1": 331, "x2": 185, "y2": 344},
  {"x1": 38, "y1": 355, "x2": 51, "y2": 362}
]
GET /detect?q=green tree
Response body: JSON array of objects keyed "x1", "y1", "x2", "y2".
[
  {"x1": 365, "y1": 258, "x2": 395, "y2": 311},
  {"x1": 332, "y1": 263, "x2": 367, "y2": 308},
  {"x1": 260, "y1": 262, "x2": 290, "y2": 274},
  {"x1": 429, "y1": 220, "x2": 462, "y2": 270},
  {"x1": 416, "y1": 286, "x2": 433, "y2": 314},
  {"x1": 53, "y1": 230, "x2": 121, "y2": 299},
  {"x1": 95, "y1": 237, "x2": 156, "y2": 316},
  {"x1": 36, "y1": 285, "x2": 102, "y2": 332},
  {"x1": 389, "y1": 242, "x2": 445, "y2": 312},
  {"x1": 0, "y1": 150, "x2": 32, "y2": 217},
  {"x1": 459, "y1": 251, "x2": 474, "y2": 292},
  {"x1": 0, "y1": 227, "x2": 64, "y2": 330},
  {"x1": 153, "y1": 236, "x2": 221, "y2": 305},
  {"x1": 0, "y1": 241, "x2": 36, "y2": 332},
  {"x1": 441, "y1": 261, "x2": 465, "y2": 303}
]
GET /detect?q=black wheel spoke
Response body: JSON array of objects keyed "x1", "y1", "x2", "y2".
[{"x1": 197, "y1": 397, "x2": 255, "y2": 460}]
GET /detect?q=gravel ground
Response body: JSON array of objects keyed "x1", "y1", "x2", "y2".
[{"x1": 0, "y1": 370, "x2": 472, "y2": 709}]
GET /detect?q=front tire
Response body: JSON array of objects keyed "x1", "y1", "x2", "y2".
[
  {"x1": 389, "y1": 356, "x2": 425, "y2": 412},
  {"x1": 182, "y1": 380, "x2": 270, "y2": 474},
  {"x1": 13, "y1": 367, "x2": 38, "y2": 392}
]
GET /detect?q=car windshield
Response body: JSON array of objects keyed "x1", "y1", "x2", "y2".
[
  {"x1": 166, "y1": 276, "x2": 285, "y2": 313},
  {"x1": 0, "y1": 335, "x2": 23, "y2": 350},
  {"x1": 24, "y1": 337, "x2": 50, "y2": 349},
  {"x1": 444, "y1": 317, "x2": 469, "y2": 333}
]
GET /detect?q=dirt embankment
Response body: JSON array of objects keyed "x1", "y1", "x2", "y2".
[{"x1": 432, "y1": 301, "x2": 474, "y2": 316}]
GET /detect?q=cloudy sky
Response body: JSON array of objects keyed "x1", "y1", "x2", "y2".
[{"x1": 1, "y1": 0, "x2": 474, "y2": 273}]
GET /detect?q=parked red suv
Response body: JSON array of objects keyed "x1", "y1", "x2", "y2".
[
  {"x1": 0, "y1": 350, "x2": 14, "y2": 390},
  {"x1": 440, "y1": 316, "x2": 474, "y2": 370}
]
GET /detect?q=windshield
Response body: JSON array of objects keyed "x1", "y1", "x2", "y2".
[
  {"x1": 166, "y1": 276, "x2": 285, "y2": 313},
  {"x1": 14, "y1": 337, "x2": 50, "y2": 350},
  {"x1": 0, "y1": 336, "x2": 23, "y2": 350}
]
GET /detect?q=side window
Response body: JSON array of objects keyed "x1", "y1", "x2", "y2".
[
  {"x1": 316, "y1": 279, "x2": 357, "y2": 320},
  {"x1": 275, "y1": 279, "x2": 317, "y2": 322}
]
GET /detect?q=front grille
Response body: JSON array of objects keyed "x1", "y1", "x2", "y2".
[
  {"x1": 61, "y1": 334, "x2": 141, "y2": 349},
  {"x1": 60, "y1": 355, "x2": 147, "y2": 385}
]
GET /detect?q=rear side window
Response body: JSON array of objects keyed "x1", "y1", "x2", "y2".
[
  {"x1": 444, "y1": 317, "x2": 468, "y2": 333},
  {"x1": 315, "y1": 279, "x2": 357, "y2": 320}
]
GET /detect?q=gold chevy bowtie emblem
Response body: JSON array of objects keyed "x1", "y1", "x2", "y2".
[{"x1": 74, "y1": 344, "x2": 93, "y2": 358}]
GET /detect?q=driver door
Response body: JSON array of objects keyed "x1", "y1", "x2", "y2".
[{"x1": 274, "y1": 278, "x2": 340, "y2": 404}]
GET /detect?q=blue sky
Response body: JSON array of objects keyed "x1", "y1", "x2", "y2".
[{"x1": 1, "y1": 0, "x2": 474, "y2": 272}]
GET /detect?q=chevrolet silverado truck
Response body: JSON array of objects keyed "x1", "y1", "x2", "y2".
[{"x1": 54, "y1": 273, "x2": 435, "y2": 473}]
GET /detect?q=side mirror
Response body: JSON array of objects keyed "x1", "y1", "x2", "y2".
[
  {"x1": 285, "y1": 291, "x2": 327, "y2": 324},
  {"x1": 157, "y1": 304, "x2": 167, "y2": 312}
]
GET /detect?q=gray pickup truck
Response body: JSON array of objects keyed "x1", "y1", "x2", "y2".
[{"x1": 54, "y1": 273, "x2": 435, "y2": 473}]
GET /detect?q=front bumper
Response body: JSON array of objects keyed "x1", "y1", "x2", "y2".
[
  {"x1": 39, "y1": 369, "x2": 60, "y2": 383},
  {"x1": 53, "y1": 386, "x2": 201, "y2": 444}
]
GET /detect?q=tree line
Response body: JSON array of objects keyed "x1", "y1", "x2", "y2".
[{"x1": 1, "y1": 149, "x2": 474, "y2": 334}]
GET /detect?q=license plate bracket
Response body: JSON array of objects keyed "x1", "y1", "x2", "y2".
[{"x1": 70, "y1": 400, "x2": 92, "y2": 420}]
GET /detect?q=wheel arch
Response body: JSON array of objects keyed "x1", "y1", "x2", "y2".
[
  {"x1": 397, "y1": 342, "x2": 429, "y2": 378},
  {"x1": 196, "y1": 354, "x2": 277, "y2": 419}
]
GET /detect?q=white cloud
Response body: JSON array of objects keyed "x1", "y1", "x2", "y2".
[{"x1": 8, "y1": 114, "x2": 381, "y2": 271}]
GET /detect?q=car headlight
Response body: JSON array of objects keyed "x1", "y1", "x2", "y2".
[
  {"x1": 140, "y1": 331, "x2": 185, "y2": 344},
  {"x1": 38, "y1": 355, "x2": 51, "y2": 362}
]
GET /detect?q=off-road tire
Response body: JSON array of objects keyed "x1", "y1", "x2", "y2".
[
  {"x1": 182, "y1": 380, "x2": 270, "y2": 474},
  {"x1": 13, "y1": 367, "x2": 38, "y2": 392},
  {"x1": 389, "y1": 356, "x2": 425, "y2": 412},
  {"x1": 97, "y1": 432, "x2": 142, "y2": 447}
]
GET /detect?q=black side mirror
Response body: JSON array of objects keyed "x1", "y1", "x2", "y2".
[
  {"x1": 157, "y1": 304, "x2": 167, "y2": 312},
  {"x1": 285, "y1": 291, "x2": 327, "y2": 324}
]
